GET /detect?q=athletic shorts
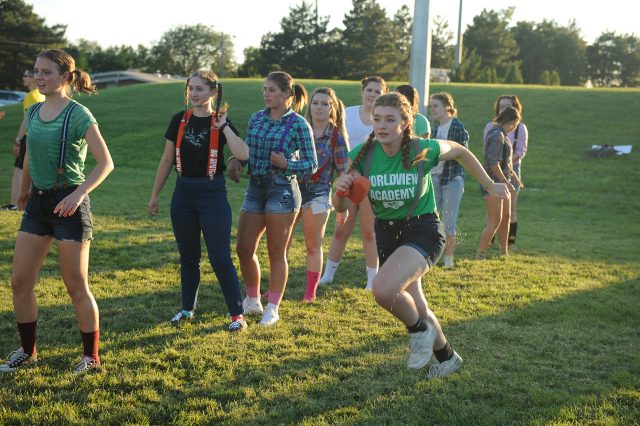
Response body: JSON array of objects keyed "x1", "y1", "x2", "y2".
[
  {"x1": 19, "y1": 186, "x2": 93, "y2": 241},
  {"x1": 374, "y1": 212, "x2": 444, "y2": 268}
]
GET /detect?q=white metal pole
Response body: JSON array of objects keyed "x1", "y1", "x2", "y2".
[
  {"x1": 409, "y1": 0, "x2": 433, "y2": 115},
  {"x1": 455, "y1": 0, "x2": 463, "y2": 67}
]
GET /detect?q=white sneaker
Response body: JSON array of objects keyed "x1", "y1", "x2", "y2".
[
  {"x1": 170, "y1": 310, "x2": 194, "y2": 325},
  {"x1": 0, "y1": 347, "x2": 37, "y2": 373},
  {"x1": 242, "y1": 297, "x2": 263, "y2": 315},
  {"x1": 258, "y1": 303, "x2": 279, "y2": 327},
  {"x1": 443, "y1": 255, "x2": 454, "y2": 268},
  {"x1": 428, "y1": 351, "x2": 463, "y2": 378},
  {"x1": 73, "y1": 356, "x2": 100, "y2": 375},
  {"x1": 406, "y1": 326, "x2": 437, "y2": 370},
  {"x1": 319, "y1": 275, "x2": 333, "y2": 286}
]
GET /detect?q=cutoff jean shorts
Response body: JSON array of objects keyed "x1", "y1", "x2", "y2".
[{"x1": 241, "y1": 174, "x2": 301, "y2": 214}]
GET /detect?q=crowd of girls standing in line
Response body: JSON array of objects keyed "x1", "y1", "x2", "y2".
[{"x1": 1, "y1": 48, "x2": 530, "y2": 377}]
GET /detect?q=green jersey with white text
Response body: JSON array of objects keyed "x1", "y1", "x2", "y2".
[{"x1": 348, "y1": 138, "x2": 440, "y2": 220}]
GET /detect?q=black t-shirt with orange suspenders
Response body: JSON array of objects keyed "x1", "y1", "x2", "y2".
[{"x1": 165, "y1": 111, "x2": 240, "y2": 178}]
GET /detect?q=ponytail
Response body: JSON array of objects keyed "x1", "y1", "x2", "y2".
[
  {"x1": 291, "y1": 83, "x2": 308, "y2": 113},
  {"x1": 37, "y1": 49, "x2": 97, "y2": 96},
  {"x1": 71, "y1": 69, "x2": 97, "y2": 95}
]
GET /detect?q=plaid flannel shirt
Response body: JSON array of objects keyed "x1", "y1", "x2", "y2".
[
  {"x1": 301, "y1": 123, "x2": 349, "y2": 184},
  {"x1": 432, "y1": 117, "x2": 469, "y2": 185},
  {"x1": 246, "y1": 108, "x2": 317, "y2": 177}
]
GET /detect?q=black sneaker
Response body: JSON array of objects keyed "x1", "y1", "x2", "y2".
[
  {"x1": 0, "y1": 348, "x2": 37, "y2": 372},
  {"x1": 0, "y1": 204, "x2": 18, "y2": 211}
]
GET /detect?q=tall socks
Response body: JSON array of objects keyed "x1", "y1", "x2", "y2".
[
  {"x1": 80, "y1": 329, "x2": 100, "y2": 364},
  {"x1": 304, "y1": 271, "x2": 320, "y2": 301},
  {"x1": 17, "y1": 321, "x2": 37, "y2": 356}
]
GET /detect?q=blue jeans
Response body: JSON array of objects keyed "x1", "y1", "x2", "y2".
[
  {"x1": 432, "y1": 175, "x2": 464, "y2": 236},
  {"x1": 170, "y1": 175, "x2": 243, "y2": 316}
]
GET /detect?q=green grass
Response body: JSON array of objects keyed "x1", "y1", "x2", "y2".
[{"x1": 0, "y1": 80, "x2": 638, "y2": 425}]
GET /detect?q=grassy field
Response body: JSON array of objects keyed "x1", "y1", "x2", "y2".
[{"x1": 0, "y1": 79, "x2": 638, "y2": 425}]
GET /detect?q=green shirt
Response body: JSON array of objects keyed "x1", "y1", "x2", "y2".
[
  {"x1": 348, "y1": 138, "x2": 441, "y2": 220},
  {"x1": 26, "y1": 101, "x2": 97, "y2": 190},
  {"x1": 414, "y1": 113, "x2": 431, "y2": 137}
]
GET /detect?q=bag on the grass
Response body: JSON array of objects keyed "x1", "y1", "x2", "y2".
[{"x1": 586, "y1": 145, "x2": 617, "y2": 158}]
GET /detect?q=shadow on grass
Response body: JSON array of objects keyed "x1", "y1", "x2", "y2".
[{"x1": 0, "y1": 274, "x2": 637, "y2": 424}]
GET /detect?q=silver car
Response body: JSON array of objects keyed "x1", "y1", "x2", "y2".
[{"x1": 0, "y1": 90, "x2": 27, "y2": 107}]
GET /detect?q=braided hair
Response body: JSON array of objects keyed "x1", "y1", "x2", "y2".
[{"x1": 349, "y1": 93, "x2": 416, "y2": 173}]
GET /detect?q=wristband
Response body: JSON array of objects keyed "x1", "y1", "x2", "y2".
[
  {"x1": 481, "y1": 180, "x2": 494, "y2": 190},
  {"x1": 219, "y1": 122, "x2": 229, "y2": 133}
]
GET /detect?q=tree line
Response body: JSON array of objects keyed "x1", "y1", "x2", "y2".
[{"x1": 1, "y1": 0, "x2": 638, "y2": 89}]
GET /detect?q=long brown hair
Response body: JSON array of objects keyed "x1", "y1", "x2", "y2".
[
  {"x1": 266, "y1": 71, "x2": 308, "y2": 113},
  {"x1": 494, "y1": 95, "x2": 523, "y2": 116},
  {"x1": 305, "y1": 87, "x2": 348, "y2": 145},
  {"x1": 361, "y1": 75, "x2": 388, "y2": 93},
  {"x1": 37, "y1": 49, "x2": 96, "y2": 95},
  {"x1": 395, "y1": 84, "x2": 419, "y2": 114},
  {"x1": 349, "y1": 93, "x2": 415, "y2": 173}
]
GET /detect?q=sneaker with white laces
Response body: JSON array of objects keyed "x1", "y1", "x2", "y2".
[
  {"x1": 170, "y1": 310, "x2": 194, "y2": 325},
  {"x1": 242, "y1": 297, "x2": 263, "y2": 315},
  {"x1": 0, "y1": 204, "x2": 18, "y2": 211},
  {"x1": 0, "y1": 348, "x2": 37, "y2": 373},
  {"x1": 406, "y1": 326, "x2": 437, "y2": 370},
  {"x1": 228, "y1": 318, "x2": 247, "y2": 332},
  {"x1": 258, "y1": 303, "x2": 279, "y2": 327},
  {"x1": 72, "y1": 356, "x2": 100, "y2": 375},
  {"x1": 428, "y1": 351, "x2": 463, "y2": 378}
]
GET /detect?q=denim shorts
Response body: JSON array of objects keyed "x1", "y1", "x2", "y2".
[
  {"x1": 299, "y1": 181, "x2": 332, "y2": 214},
  {"x1": 432, "y1": 175, "x2": 464, "y2": 236},
  {"x1": 374, "y1": 213, "x2": 444, "y2": 268},
  {"x1": 241, "y1": 174, "x2": 301, "y2": 214},
  {"x1": 19, "y1": 186, "x2": 93, "y2": 241}
]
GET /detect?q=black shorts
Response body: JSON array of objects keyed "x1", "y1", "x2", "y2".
[
  {"x1": 14, "y1": 136, "x2": 26, "y2": 169},
  {"x1": 19, "y1": 186, "x2": 93, "y2": 241},
  {"x1": 374, "y1": 213, "x2": 445, "y2": 268}
]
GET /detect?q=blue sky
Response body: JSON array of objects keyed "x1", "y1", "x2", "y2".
[{"x1": 28, "y1": 0, "x2": 637, "y2": 63}]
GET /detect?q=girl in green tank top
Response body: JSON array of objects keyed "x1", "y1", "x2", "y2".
[{"x1": 0, "y1": 50, "x2": 113, "y2": 376}]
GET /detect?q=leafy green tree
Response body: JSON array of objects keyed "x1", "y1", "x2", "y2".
[
  {"x1": 149, "y1": 25, "x2": 235, "y2": 77},
  {"x1": 503, "y1": 62, "x2": 523, "y2": 84},
  {"x1": 340, "y1": 0, "x2": 403, "y2": 80},
  {"x1": 549, "y1": 70, "x2": 561, "y2": 85},
  {"x1": 245, "y1": 1, "x2": 340, "y2": 78},
  {"x1": 462, "y1": 8, "x2": 518, "y2": 78},
  {"x1": 449, "y1": 49, "x2": 482, "y2": 82},
  {"x1": 0, "y1": 0, "x2": 66, "y2": 89},
  {"x1": 430, "y1": 15, "x2": 454, "y2": 69},
  {"x1": 389, "y1": 4, "x2": 412, "y2": 80},
  {"x1": 540, "y1": 70, "x2": 551, "y2": 85},
  {"x1": 587, "y1": 32, "x2": 640, "y2": 87},
  {"x1": 513, "y1": 20, "x2": 586, "y2": 85}
]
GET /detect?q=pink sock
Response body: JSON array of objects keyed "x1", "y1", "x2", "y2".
[
  {"x1": 231, "y1": 314, "x2": 244, "y2": 322},
  {"x1": 246, "y1": 284, "x2": 260, "y2": 299},
  {"x1": 268, "y1": 291, "x2": 284, "y2": 306},
  {"x1": 304, "y1": 271, "x2": 321, "y2": 300}
]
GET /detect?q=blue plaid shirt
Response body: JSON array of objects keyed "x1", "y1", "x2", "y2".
[
  {"x1": 301, "y1": 123, "x2": 349, "y2": 184},
  {"x1": 432, "y1": 117, "x2": 469, "y2": 185},
  {"x1": 246, "y1": 108, "x2": 317, "y2": 178}
]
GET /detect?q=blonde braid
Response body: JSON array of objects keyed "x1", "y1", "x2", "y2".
[{"x1": 348, "y1": 131, "x2": 376, "y2": 174}]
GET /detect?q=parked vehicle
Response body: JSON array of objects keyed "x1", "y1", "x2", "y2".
[{"x1": 0, "y1": 90, "x2": 27, "y2": 106}]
